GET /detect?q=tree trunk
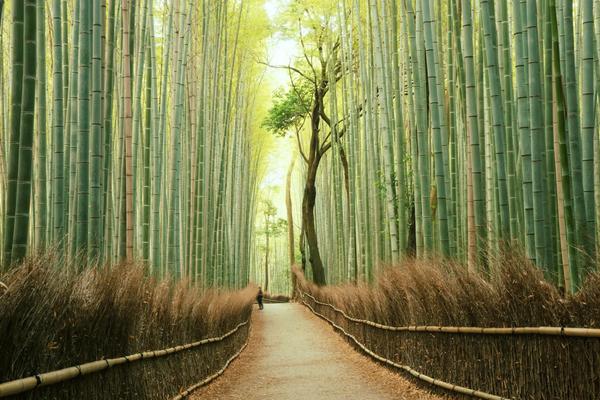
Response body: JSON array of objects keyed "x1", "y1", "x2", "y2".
[
  {"x1": 264, "y1": 214, "x2": 269, "y2": 293},
  {"x1": 286, "y1": 156, "x2": 296, "y2": 294},
  {"x1": 299, "y1": 223, "x2": 306, "y2": 272},
  {"x1": 302, "y1": 160, "x2": 326, "y2": 285}
]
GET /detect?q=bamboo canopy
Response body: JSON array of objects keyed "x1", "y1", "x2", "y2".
[
  {"x1": 270, "y1": 0, "x2": 600, "y2": 292},
  {"x1": 0, "y1": 0, "x2": 267, "y2": 289}
]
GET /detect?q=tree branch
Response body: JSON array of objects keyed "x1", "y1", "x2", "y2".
[
  {"x1": 298, "y1": 17, "x2": 318, "y2": 85},
  {"x1": 288, "y1": 72, "x2": 312, "y2": 115},
  {"x1": 258, "y1": 61, "x2": 315, "y2": 84},
  {"x1": 319, "y1": 103, "x2": 363, "y2": 155},
  {"x1": 320, "y1": 124, "x2": 348, "y2": 155},
  {"x1": 295, "y1": 128, "x2": 309, "y2": 164}
]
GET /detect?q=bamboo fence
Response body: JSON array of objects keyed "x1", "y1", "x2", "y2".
[
  {"x1": 302, "y1": 292, "x2": 600, "y2": 337},
  {"x1": 0, "y1": 320, "x2": 249, "y2": 398},
  {"x1": 171, "y1": 340, "x2": 249, "y2": 400},
  {"x1": 301, "y1": 295, "x2": 509, "y2": 400},
  {"x1": 300, "y1": 290, "x2": 600, "y2": 399}
]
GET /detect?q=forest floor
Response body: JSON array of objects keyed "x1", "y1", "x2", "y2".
[{"x1": 190, "y1": 303, "x2": 452, "y2": 400}]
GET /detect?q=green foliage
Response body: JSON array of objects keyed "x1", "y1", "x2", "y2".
[
  {"x1": 259, "y1": 198, "x2": 288, "y2": 236},
  {"x1": 261, "y1": 83, "x2": 312, "y2": 137}
]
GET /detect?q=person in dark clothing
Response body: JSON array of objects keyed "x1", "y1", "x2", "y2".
[{"x1": 257, "y1": 287, "x2": 264, "y2": 310}]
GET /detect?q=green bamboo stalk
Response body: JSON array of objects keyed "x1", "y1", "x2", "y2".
[
  {"x1": 89, "y1": 0, "x2": 104, "y2": 260},
  {"x1": 550, "y1": 0, "x2": 576, "y2": 290},
  {"x1": 387, "y1": 0, "x2": 407, "y2": 255},
  {"x1": 75, "y1": 0, "x2": 92, "y2": 255},
  {"x1": 51, "y1": 0, "x2": 65, "y2": 245},
  {"x1": 102, "y1": 0, "x2": 117, "y2": 254},
  {"x1": 421, "y1": 0, "x2": 449, "y2": 255},
  {"x1": 35, "y1": 0, "x2": 48, "y2": 249},
  {"x1": 122, "y1": 0, "x2": 133, "y2": 260},
  {"x1": 61, "y1": 0, "x2": 68, "y2": 115},
  {"x1": 461, "y1": 0, "x2": 486, "y2": 267},
  {"x1": 0, "y1": 2, "x2": 6, "y2": 249},
  {"x1": 370, "y1": 0, "x2": 399, "y2": 262},
  {"x1": 2, "y1": 0, "x2": 25, "y2": 267},
  {"x1": 480, "y1": 0, "x2": 509, "y2": 241},
  {"x1": 526, "y1": 0, "x2": 548, "y2": 269},
  {"x1": 595, "y1": 0, "x2": 600, "y2": 256},
  {"x1": 66, "y1": 0, "x2": 81, "y2": 257},
  {"x1": 580, "y1": 0, "x2": 596, "y2": 249},
  {"x1": 513, "y1": 0, "x2": 535, "y2": 262},
  {"x1": 11, "y1": 0, "x2": 37, "y2": 262},
  {"x1": 559, "y1": 0, "x2": 588, "y2": 272},
  {"x1": 496, "y1": 0, "x2": 518, "y2": 239},
  {"x1": 405, "y1": 0, "x2": 433, "y2": 253},
  {"x1": 543, "y1": 0, "x2": 559, "y2": 276},
  {"x1": 142, "y1": 31, "x2": 152, "y2": 262}
]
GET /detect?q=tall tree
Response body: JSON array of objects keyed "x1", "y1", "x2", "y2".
[{"x1": 263, "y1": 35, "x2": 348, "y2": 285}]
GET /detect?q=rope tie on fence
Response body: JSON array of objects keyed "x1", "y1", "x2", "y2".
[
  {"x1": 299, "y1": 292, "x2": 510, "y2": 400},
  {"x1": 0, "y1": 319, "x2": 250, "y2": 398}
]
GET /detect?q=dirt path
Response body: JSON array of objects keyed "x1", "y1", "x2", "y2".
[{"x1": 190, "y1": 303, "x2": 450, "y2": 400}]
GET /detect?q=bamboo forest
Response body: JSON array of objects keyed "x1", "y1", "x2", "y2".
[{"x1": 0, "y1": 0, "x2": 599, "y2": 399}]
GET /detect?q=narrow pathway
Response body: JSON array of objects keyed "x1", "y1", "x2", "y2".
[{"x1": 190, "y1": 303, "x2": 450, "y2": 400}]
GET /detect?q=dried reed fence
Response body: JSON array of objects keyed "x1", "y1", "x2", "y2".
[
  {"x1": 0, "y1": 254, "x2": 255, "y2": 399},
  {"x1": 295, "y1": 253, "x2": 600, "y2": 400}
]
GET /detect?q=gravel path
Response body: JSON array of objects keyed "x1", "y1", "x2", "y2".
[{"x1": 190, "y1": 303, "x2": 451, "y2": 400}]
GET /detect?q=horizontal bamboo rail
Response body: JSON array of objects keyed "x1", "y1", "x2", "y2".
[
  {"x1": 171, "y1": 339, "x2": 249, "y2": 399},
  {"x1": 301, "y1": 297, "x2": 510, "y2": 400},
  {"x1": 0, "y1": 319, "x2": 249, "y2": 398},
  {"x1": 302, "y1": 292, "x2": 600, "y2": 337}
]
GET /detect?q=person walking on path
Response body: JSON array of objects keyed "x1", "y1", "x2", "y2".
[{"x1": 257, "y1": 287, "x2": 264, "y2": 310}]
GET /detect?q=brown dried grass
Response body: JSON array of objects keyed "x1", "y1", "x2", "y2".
[
  {"x1": 295, "y1": 252, "x2": 600, "y2": 399},
  {"x1": 0, "y1": 253, "x2": 255, "y2": 399}
]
